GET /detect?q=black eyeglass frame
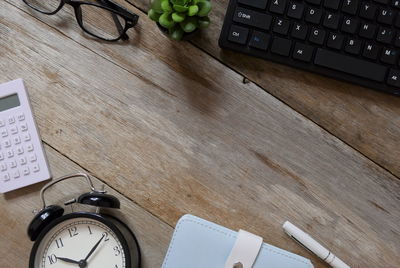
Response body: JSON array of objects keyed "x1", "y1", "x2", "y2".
[{"x1": 23, "y1": 0, "x2": 139, "y2": 41}]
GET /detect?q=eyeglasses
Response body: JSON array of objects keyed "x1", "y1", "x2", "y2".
[{"x1": 23, "y1": 0, "x2": 139, "y2": 41}]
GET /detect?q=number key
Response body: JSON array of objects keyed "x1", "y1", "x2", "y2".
[
  {"x1": 0, "y1": 120, "x2": 5, "y2": 127},
  {"x1": 2, "y1": 173, "x2": 10, "y2": 182},
  {"x1": 0, "y1": 162, "x2": 7, "y2": 171},
  {"x1": 20, "y1": 157, "x2": 27, "y2": 166},
  {"x1": 22, "y1": 166, "x2": 30, "y2": 176},
  {"x1": 1, "y1": 129, "x2": 8, "y2": 137},
  {"x1": 32, "y1": 164, "x2": 40, "y2": 173},
  {"x1": 20, "y1": 123, "x2": 28, "y2": 132}
]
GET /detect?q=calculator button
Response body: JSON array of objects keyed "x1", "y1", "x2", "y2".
[
  {"x1": 6, "y1": 150, "x2": 14, "y2": 158},
  {"x1": 32, "y1": 164, "x2": 40, "y2": 173},
  {"x1": 20, "y1": 123, "x2": 28, "y2": 132},
  {"x1": 12, "y1": 170, "x2": 20, "y2": 179},
  {"x1": 3, "y1": 139, "x2": 11, "y2": 148},
  {"x1": 0, "y1": 119, "x2": 5, "y2": 127},
  {"x1": 1, "y1": 129, "x2": 8, "y2": 137},
  {"x1": 9, "y1": 160, "x2": 17, "y2": 168},
  {"x1": 26, "y1": 144, "x2": 34, "y2": 152},
  {"x1": 23, "y1": 133, "x2": 31, "y2": 141},
  {"x1": 16, "y1": 147, "x2": 24, "y2": 155},
  {"x1": 13, "y1": 136, "x2": 21, "y2": 145},
  {"x1": 0, "y1": 153, "x2": 3, "y2": 161},
  {"x1": 10, "y1": 126, "x2": 18, "y2": 135},
  {"x1": 0, "y1": 162, "x2": 7, "y2": 171},
  {"x1": 17, "y1": 113, "x2": 25, "y2": 121},
  {"x1": 19, "y1": 157, "x2": 27, "y2": 166},
  {"x1": 2, "y1": 173, "x2": 10, "y2": 182},
  {"x1": 8, "y1": 117, "x2": 15, "y2": 124},
  {"x1": 29, "y1": 154, "x2": 37, "y2": 162},
  {"x1": 22, "y1": 166, "x2": 30, "y2": 176}
]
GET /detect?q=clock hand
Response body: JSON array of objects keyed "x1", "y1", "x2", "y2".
[
  {"x1": 83, "y1": 233, "x2": 105, "y2": 262},
  {"x1": 56, "y1": 256, "x2": 80, "y2": 265}
]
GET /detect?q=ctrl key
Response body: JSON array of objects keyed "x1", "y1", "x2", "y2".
[
  {"x1": 228, "y1": 25, "x2": 249, "y2": 45},
  {"x1": 387, "y1": 69, "x2": 400, "y2": 88}
]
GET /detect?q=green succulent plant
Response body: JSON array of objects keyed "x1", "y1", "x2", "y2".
[{"x1": 148, "y1": 0, "x2": 212, "y2": 40}]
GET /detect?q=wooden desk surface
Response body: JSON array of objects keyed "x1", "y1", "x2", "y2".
[{"x1": 1, "y1": 0, "x2": 399, "y2": 267}]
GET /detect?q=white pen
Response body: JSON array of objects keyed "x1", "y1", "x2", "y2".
[{"x1": 283, "y1": 221, "x2": 351, "y2": 268}]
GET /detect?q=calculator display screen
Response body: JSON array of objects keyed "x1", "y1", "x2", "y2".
[{"x1": 0, "y1": 94, "x2": 20, "y2": 112}]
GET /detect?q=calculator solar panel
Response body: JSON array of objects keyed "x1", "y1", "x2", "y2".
[{"x1": 219, "y1": 0, "x2": 400, "y2": 95}]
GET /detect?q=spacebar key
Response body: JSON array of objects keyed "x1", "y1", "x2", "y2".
[{"x1": 314, "y1": 49, "x2": 387, "y2": 82}]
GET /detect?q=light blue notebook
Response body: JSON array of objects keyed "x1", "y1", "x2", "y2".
[{"x1": 162, "y1": 214, "x2": 314, "y2": 268}]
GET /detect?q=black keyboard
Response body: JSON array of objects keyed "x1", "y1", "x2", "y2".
[{"x1": 219, "y1": 0, "x2": 400, "y2": 95}]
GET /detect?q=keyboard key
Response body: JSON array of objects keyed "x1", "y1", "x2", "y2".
[
  {"x1": 363, "y1": 42, "x2": 381, "y2": 59},
  {"x1": 293, "y1": 43, "x2": 315, "y2": 62},
  {"x1": 16, "y1": 147, "x2": 24, "y2": 155},
  {"x1": 22, "y1": 166, "x2": 30, "y2": 176},
  {"x1": 7, "y1": 150, "x2": 14, "y2": 158},
  {"x1": 32, "y1": 164, "x2": 40, "y2": 173},
  {"x1": 2, "y1": 173, "x2": 10, "y2": 182},
  {"x1": 249, "y1": 31, "x2": 271, "y2": 50},
  {"x1": 10, "y1": 160, "x2": 17, "y2": 168},
  {"x1": 342, "y1": 0, "x2": 360, "y2": 15},
  {"x1": 387, "y1": 69, "x2": 400, "y2": 87},
  {"x1": 238, "y1": 0, "x2": 269, "y2": 9},
  {"x1": 29, "y1": 154, "x2": 37, "y2": 163},
  {"x1": 287, "y1": 2, "x2": 305, "y2": 19},
  {"x1": 393, "y1": 0, "x2": 400, "y2": 8},
  {"x1": 323, "y1": 12, "x2": 340, "y2": 29},
  {"x1": 228, "y1": 25, "x2": 249, "y2": 44},
  {"x1": 20, "y1": 122, "x2": 28, "y2": 132},
  {"x1": 291, "y1": 22, "x2": 308, "y2": 40},
  {"x1": 324, "y1": 0, "x2": 340, "y2": 10},
  {"x1": 306, "y1": 0, "x2": 321, "y2": 4},
  {"x1": 3, "y1": 139, "x2": 11, "y2": 148},
  {"x1": 342, "y1": 17, "x2": 359, "y2": 34},
  {"x1": 233, "y1": 7, "x2": 272, "y2": 30},
  {"x1": 0, "y1": 162, "x2": 7, "y2": 171},
  {"x1": 0, "y1": 120, "x2": 4, "y2": 127},
  {"x1": 19, "y1": 157, "x2": 27, "y2": 166},
  {"x1": 327, "y1": 32, "x2": 344, "y2": 49},
  {"x1": 359, "y1": 22, "x2": 377, "y2": 39},
  {"x1": 13, "y1": 170, "x2": 20, "y2": 179},
  {"x1": 309, "y1": 27, "x2": 326, "y2": 45},
  {"x1": 23, "y1": 133, "x2": 31, "y2": 141},
  {"x1": 376, "y1": 27, "x2": 394, "y2": 44},
  {"x1": 345, "y1": 38, "x2": 362, "y2": 54},
  {"x1": 360, "y1": 2, "x2": 377, "y2": 19},
  {"x1": 378, "y1": 7, "x2": 395, "y2": 24},
  {"x1": 10, "y1": 126, "x2": 18, "y2": 135},
  {"x1": 394, "y1": 32, "x2": 400, "y2": 47},
  {"x1": 1, "y1": 129, "x2": 8, "y2": 137},
  {"x1": 0, "y1": 153, "x2": 4, "y2": 161},
  {"x1": 273, "y1": 18, "x2": 290, "y2": 35},
  {"x1": 8, "y1": 117, "x2": 15, "y2": 125},
  {"x1": 17, "y1": 113, "x2": 25, "y2": 121},
  {"x1": 271, "y1": 37, "x2": 292, "y2": 56},
  {"x1": 314, "y1": 48, "x2": 387, "y2": 82},
  {"x1": 305, "y1": 7, "x2": 322, "y2": 24},
  {"x1": 381, "y1": 48, "x2": 399, "y2": 64},
  {"x1": 26, "y1": 143, "x2": 34, "y2": 152},
  {"x1": 270, "y1": 0, "x2": 288, "y2": 14},
  {"x1": 13, "y1": 136, "x2": 21, "y2": 145}
]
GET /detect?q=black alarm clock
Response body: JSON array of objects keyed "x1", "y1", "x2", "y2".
[{"x1": 27, "y1": 173, "x2": 141, "y2": 268}]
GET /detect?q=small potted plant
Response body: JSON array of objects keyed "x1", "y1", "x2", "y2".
[{"x1": 148, "y1": 0, "x2": 212, "y2": 40}]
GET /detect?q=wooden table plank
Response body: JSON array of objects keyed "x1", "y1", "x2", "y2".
[
  {"x1": 2, "y1": 1, "x2": 400, "y2": 267},
  {"x1": 0, "y1": 145, "x2": 172, "y2": 268},
  {"x1": 126, "y1": 0, "x2": 400, "y2": 178}
]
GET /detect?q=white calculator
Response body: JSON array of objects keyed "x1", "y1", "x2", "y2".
[{"x1": 0, "y1": 79, "x2": 51, "y2": 193}]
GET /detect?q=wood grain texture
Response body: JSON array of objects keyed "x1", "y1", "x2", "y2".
[
  {"x1": 0, "y1": 145, "x2": 172, "y2": 268},
  {"x1": 1, "y1": 1, "x2": 399, "y2": 267},
  {"x1": 126, "y1": 0, "x2": 400, "y2": 178}
]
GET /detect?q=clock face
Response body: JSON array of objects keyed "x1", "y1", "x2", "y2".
[{"x1": 32, "y1": 216, "x2": 127, "y2": 268}]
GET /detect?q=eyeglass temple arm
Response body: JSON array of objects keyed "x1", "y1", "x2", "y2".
[{"x1": 97, "y1": 0, "x2": 129, "y2": 40}]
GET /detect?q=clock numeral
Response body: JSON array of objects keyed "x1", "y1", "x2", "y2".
[
  {"x1": 68, "y1": 226, "x2": 79, "y2": 237},
  {"x1": 48, "y1": 254, "x2": 57, "y2": 265},
  {"x1": 113, "y1": 246, "x2": 121, "y2": 256},
  {"x1": 55, "y1": 237, "x2": 64, "y2": 248},
  {"x1": 87, "y1": 225, "x2": 93, "y2": 235},
  {"x1": 103, "y1": 232, "x2": 110, "y2": 242}
]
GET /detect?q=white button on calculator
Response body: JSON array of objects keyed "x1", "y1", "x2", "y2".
[{"x1": 0, "y1": 79, "x2": 51, "y2": 193}]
